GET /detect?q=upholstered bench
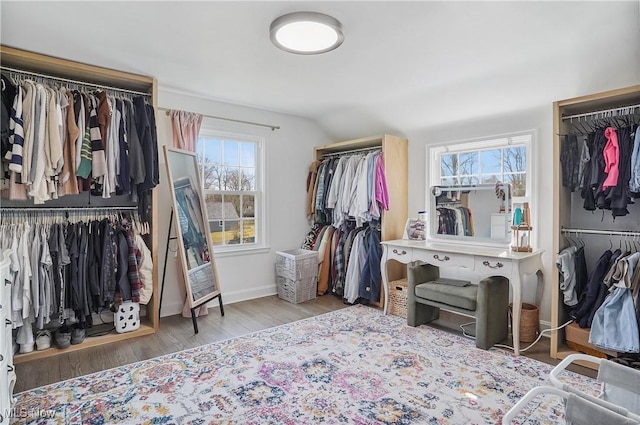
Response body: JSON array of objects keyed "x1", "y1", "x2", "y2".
[{"x1": 407, "y1": 263, "x2": 509, "y2": 350}]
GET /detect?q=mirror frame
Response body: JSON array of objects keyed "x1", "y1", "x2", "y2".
[
  {"x1": 428, "y1": 183, "x2": 512, "y2": 246},
  {"x1": 163, "y1": 146, "x2": 221, "y2": 308}
]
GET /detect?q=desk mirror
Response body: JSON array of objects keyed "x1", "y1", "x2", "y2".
[
  {"x1": 164, "y1": 146, "x2": 221, "y2": 308},
  {"x1": 429, "y1": 183, "x2": 512, "y2": 246}
]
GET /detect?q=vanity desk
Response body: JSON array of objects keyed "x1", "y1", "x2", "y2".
[{"x1": 380, "y1": 239, "x2": 543, "y2": 356}]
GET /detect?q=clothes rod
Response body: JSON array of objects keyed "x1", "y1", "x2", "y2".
[
  {"x1": 561, "y1": 227, "x2": 640, "y2": 237},
  {"x1": 321, "y1": 146, "x2": 382, "y2": 158},
  {"x1": 561, "y1": 104, "x2": 640, "y2": 121},
  {"x1": 0, "y1": 206, "x2": 138, "y2": 212},
  {"x1": 159, "y1": 107, "x2": 280, "y2": 131},
  {"x1": 0, "y1": 66, "x2": 152, "y2": 97}
]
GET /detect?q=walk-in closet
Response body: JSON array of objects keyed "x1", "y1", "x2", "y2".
[
  {"x1": 552, "y1": 85, "x2": 640, "y2": 364},
  {"x1": 304, "y1": 135, "x2": 407, "y2": 308},
  {"x1": 0, "y1": 45, "x2": 160, "y2": 372}
]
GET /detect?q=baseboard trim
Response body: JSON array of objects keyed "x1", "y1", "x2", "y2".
[{"x1": 160, "y1": 284, "x2": 277, "y2": 317}]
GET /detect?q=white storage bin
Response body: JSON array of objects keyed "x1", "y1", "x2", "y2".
[{"x1": 275, "y1": 249, "x2": 318, "y2": 281}]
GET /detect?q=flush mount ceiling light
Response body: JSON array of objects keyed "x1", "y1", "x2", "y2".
[{"x1": 270, "y1": 12, "x2": 344, "y2": 55}]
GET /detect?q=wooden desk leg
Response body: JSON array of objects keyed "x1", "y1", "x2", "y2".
[
  {"x1": 512, "y1": 264, "x2": 522, "y2": 356},
  {"x1": 381, "y1": 248, "x2": 390, "y2": 315}
]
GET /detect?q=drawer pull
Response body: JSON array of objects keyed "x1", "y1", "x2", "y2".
[
  {"x1": 392, "y1": 249, "x2": 407, "y2": 256},
  {"x1": 482, "y1": 260, "x2": 504, "y2": 269},
  {"x1": 433, "y1": 254, "x2": 450, "y2": 262}
]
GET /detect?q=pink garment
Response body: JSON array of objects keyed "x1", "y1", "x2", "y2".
[
  {"x1": 602, "y1": 127, "x2": 619, "y2": 189},
  {"x1": 374, "y1": 154, "x2": 390, "y2": 211}
]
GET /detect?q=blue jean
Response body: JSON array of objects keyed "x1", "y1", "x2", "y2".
[{"x1": 589, "y1": 287, "x2": 640, "y2": 353}]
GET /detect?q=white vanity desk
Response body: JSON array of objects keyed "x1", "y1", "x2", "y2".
[{"x1": 380, "y1": 239, "x2": 543, "y2": 356}]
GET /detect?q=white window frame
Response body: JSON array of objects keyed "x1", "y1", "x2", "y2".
[
  {"x1": 197, "y1": 128, "x2": 268, "y2": 255},
  {"x1": 426, "y1": 130, "x2": 537, "y2": 245},
  {"x1": 428, "y1": 130, "x2": 535, "y2": 203}
]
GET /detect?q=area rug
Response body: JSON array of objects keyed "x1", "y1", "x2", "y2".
[{"x1": 13, "y1": 305, "x2": 595, "y2": 424}]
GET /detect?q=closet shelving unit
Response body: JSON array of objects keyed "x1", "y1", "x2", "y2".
[
  {"x1": 0, "y1": 45, "x2": 160, "y2": 364},
  {"x1": 551, "y1": 85, "x2": 640, "y2": 365},
  {"x1": 313, "y1": 134, "x2": 408, "y2": 304}
]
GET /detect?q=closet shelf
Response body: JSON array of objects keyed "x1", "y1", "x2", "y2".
[
  {"x1": 0, "y1": 45, "x2": 154, "y2": 93},
  {"x1": 13, "y1": 323, "x2": 155, "y2": 364}
]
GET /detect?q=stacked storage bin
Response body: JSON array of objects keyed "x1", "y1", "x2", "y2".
[{"x1": 275, "y1": 249, "x2": 319, "y2": 303}]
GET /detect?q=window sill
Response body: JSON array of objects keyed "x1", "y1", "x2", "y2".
[{"x1": 212, "y1": 245, "x2": 271, "y2": 258}]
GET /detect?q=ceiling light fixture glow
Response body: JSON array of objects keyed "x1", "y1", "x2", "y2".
[{"x1": 270, "y1": 12, "x2": 344, "y2": 55}]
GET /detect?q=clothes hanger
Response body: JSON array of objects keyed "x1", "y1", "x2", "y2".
[
  {"x1": 562, "y1": 231, "x2": 573, "y2": 247},
  {"x1": 576, "y1": 231, "x2": 585, "y2": 248}
]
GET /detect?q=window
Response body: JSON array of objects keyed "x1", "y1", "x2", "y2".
[
  {"x1": 196, "y1": 130, "x2": 265, "y2": 251},
  {"x1": 429, "y1": 131, "x2": 534, "y2": 201}
]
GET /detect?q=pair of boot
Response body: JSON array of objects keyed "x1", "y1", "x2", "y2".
[{"x1": 33, "y1": 325, "x2": 86, "y2": 351}]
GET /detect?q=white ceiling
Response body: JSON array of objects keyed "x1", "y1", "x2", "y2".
[{"x1": 2, "y1": 1, "x2": 639, "y2": 138}]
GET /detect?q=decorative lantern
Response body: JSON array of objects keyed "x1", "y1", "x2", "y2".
[{"x1": 511, "y1": 202, "x2": 532, "y2": 252}]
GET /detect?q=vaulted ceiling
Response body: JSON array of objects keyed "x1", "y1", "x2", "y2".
[{"x1": 2, "y1": 1, "x2": 639, "y2": 138}]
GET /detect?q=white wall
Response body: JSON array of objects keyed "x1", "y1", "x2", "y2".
[
  {"x1": 403, "y1": 98, "x2": 637, "y2": 326},
  {"x1": 157, "y1": 90, "x2": 330, "y2": 316},
  {"x1": 408, "y1": 106, "x2": 552, "y2": 320}
]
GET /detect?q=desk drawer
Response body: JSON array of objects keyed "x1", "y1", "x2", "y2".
[
  {"x1": 413, "y1": 250, "x2": 474, "y2": 269},
  {"x1": 475, "y1": 256, "x2": 512, "y2": 275},
  {"x1": 386, "y1": 246, "x2": 412, "y2": 263}
]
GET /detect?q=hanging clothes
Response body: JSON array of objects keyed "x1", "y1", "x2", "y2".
[
  {"x1": 589, "y1": 252, "x2": 640, "y2": 353},
  {"x1": 0, "y1": 75, "x2": 157, "y2": 209},
  {"x1": 560, "y1": 123, "x2": 639, "y2": 217},
  {"x1": 0, "y1": 214, "x2": 152, "y2": 345}
]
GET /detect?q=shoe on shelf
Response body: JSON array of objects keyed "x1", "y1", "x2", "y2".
[
  {"x1": 71, "y1": 326, "x2": 85, "y2": 345},
  {"x1": 55, "y1": 326, "x2": 72, "y2": 349},
  {"x1": 19, "y1": 343, "x2": 34, "y2": 354},
  {"x1": 35, "y1": 330, "x2": 52, "y2": 351}
]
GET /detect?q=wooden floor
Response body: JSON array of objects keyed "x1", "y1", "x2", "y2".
[{"x1": 15, "y1": 295, "x2": 594, "y2": 393}]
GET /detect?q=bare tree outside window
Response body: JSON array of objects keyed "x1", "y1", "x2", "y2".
[
  {"x1": 502, "y1": 146, "x2": 526, "y2": 197},
  {"x1": 440, "y1": 145, "x2": 527, "y2": 197},
  {"x1": 198, "y1": 136, "x2": 260, "y2": 248}
]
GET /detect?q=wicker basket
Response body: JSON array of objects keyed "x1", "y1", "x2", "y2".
[
  {"x1": 388, "y1": 279, "x2": 408, "y2": 318},
  {"x1": 275, "y1": 249, "x2": 318, "y2": 281},
  {"x1": 276, "y1": 276, "x2": 317, "y2": 304},
  {"x1": 510, "y1": 302, "x2": 539, "y2": 343}
]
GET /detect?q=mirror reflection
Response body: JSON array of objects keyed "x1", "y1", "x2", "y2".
[
  {"x1": 174, "y1": 177, "x2": 210, "y2": 268},
  {"x1": 166, "y1": 150, "x2": 211, "y2": 270},
  {"x1": 429, "y1": 183, "x2": 512, "y2": 245},
  {"x1": 164, "y1": 147, "x2": 220, "y2": 307}
]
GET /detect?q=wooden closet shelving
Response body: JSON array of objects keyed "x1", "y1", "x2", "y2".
[
  {"x1": 551, "y1": 85, "x2": 640, "y2": 366},
  {"x1": 313, "y1": 134, "x2": 409, "y2": 302},
  {"x1": 0, "y1": 45, "x2": 160, "y2": 364}
]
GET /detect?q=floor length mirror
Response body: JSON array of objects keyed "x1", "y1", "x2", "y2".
[{"x1": 163, "y1": 146, "x2": 222, "y2": 319}]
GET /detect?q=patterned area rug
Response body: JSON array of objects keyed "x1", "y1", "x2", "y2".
[{"x1": 13, "y1": 305, "x2": 594, "y2": 424}]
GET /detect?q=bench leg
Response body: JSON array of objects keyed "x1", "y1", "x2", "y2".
[
  {"x1": 408, "y1": 302, "x2": 440, "y2": 327},
  {"x1": 407, "y1": 263, "x2": 441, "y2": 327},
  {"x1": 475, "y1": 276, "x2": 510, "y2": 350}
]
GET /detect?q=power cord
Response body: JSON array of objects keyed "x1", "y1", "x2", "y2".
[
  {"x1": 459, "y1": 319, "x2": 575, "y2": 353},
  {"x1": 85, "y1": 309, "x2": 116, "y2": 337}
]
